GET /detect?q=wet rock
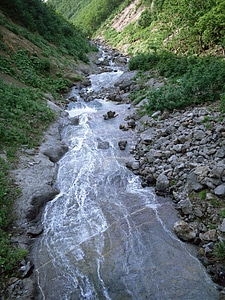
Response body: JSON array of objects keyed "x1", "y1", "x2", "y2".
[
  {"x1": 26, "y1": 188, "x2": 59, "y2": 221},
  {"x1": 118, "y1": 140, "x2": 127, "y2": 150},
  {"x1": 103, "y1": 111, "x2": 118, "y2": 120},
  {"x1": 97, "y1": 139, "x2": 110, "y2": 149},
  {"x1": 127, "y1": 119, "x2": 136, "y2": 129},
  {"x1": 7, "y1": 277, "x2": 34, "y2": 300},
  {"x1": 68, "y1": 95, "x2": 78, "y2": 102},
  {"x1": 19, "y1": 260, "x2": 34, "y2": 278}
]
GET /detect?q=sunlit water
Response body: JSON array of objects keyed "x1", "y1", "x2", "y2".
[{"x1": 33, "y1": 71, "x2": 219, "y2": 299}]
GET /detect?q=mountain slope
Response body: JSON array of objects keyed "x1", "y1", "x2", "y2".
[
  {"x1": 0, "y1": 0, "x2": 95, "y2": 291},
  {"x1": 47, "y1": 0, "x2": 127, "y2": 36},
  {"x1": 49, "y1": 0, "x2": 225, "y2": 56}
]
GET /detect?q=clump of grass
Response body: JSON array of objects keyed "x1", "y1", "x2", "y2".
[{"x1": 213, "y1": 242, "x2": 225, "y2": 260}]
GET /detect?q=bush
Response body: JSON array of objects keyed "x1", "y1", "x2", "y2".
[
  {"x1": 129, "y1": 52, "x2": 225, "y2": 114},
  {"x1": 213, "y1": 242, "x2": 225, "y2": 260}
]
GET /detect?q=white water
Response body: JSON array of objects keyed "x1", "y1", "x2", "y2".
[{"x1": 33, "y1": 70, "x2": 219, "y2": 300}]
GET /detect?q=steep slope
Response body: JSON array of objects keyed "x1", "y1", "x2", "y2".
[
  {"x1": 98, "y1": 0, "x2": 225, "y2": 56},
  {"x1": 0, "y1": 2, "x2": 96, "y2": 294},
  {"x1": 47, "y1": 0, "x2": 127, "y2": 35}
]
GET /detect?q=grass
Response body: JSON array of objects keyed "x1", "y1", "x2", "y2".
[{"x1": 128, "y1": 52, "x2": 225, "y2": 115}]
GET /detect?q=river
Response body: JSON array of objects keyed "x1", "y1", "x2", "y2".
[{"x1": 32, "y1": 49, "x2": 219, "y2": 300}]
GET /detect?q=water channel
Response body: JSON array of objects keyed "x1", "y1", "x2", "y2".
[{"x1": 33, "y1": 50, "x2": 219, "y2": 299}]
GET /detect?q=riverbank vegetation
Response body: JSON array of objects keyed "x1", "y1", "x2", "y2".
[
  {"x1": 48, "y1": 0, "x2": 225, "y2": 114},
  {"x1": 129, "y1": 52, "x2": 225, "y2": 115},
  {"x1": 0, "y1": 0, "x2": 94, "y2": 288}
]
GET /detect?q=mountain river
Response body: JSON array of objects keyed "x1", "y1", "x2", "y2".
[{"x1": 32, "y1": 51, "x2": 219, "y2": 299}]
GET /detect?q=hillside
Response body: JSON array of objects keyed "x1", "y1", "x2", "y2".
[
  {"x1": 0, "y1": 0, "x2": 96, "y2": 293},
  {"x1": 47, "y1": 0, "x2": 128, "y2": 36},
  {"x1": 49, "y1": 0, "x2": 225, "y2": 56}
]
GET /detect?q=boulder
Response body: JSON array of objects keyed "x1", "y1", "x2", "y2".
[
  {"x1": 42, "y1": 142, "x2": 68, "y2": 163},
  {"x1": 174, "y1": 220, "x2": 197, "y2": 241},
  {"x1": 155, "y1": 174, "x2": 169, "y2": 195}
]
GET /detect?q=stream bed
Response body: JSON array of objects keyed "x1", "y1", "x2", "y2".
[{"x1": 32, "y1": 53, "x2": 219, "y2": 300}]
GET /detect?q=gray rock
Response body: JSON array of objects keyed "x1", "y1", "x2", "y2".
[
  {"x1": 42, "y1": 143, "x2": 68, "y2": 163},
  {"x1": 219, "y1": 219, "x2": 225, "y2": 233},
  {"x1": 214, "y1": 184, "x2": 225, "y2": 197},
  {"x1": 174, "y1": 220, "x2": 197, "y2": 241},
  {"x1": 215, "y1": 148, "x2": 225, "y2": 158},
  {"x1": 155, "y1": 174, "x2": 169, "y2": 195},
  {"x1": 97, "y1": 139, "x2": 110, "y2": 149},
  {"x1": 193, "y1": 130, "x2": 206, "y2": 141},
  {"x1": 145, "y1": 149, "x2": 157, "y2": 163},
  {"x1": 151, "y1": 111, "x2": 161, "y2": 118},
  {"x1": 176, "y1": 198, "x2": 193, "y2": 215},
  {"x1": 186, "y1": 172, "x2": 203, "y2": 192},
  {"x1": 199, "y1": 230, "x2": 217, "y2": 242}
]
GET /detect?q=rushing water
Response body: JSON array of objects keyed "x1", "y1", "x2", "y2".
[{"x1": 33, "y1": 67, "x2": 219, "y2": 299}]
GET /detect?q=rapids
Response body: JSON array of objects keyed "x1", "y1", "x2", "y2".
[{"x1": 32, "y1": 54, "x2": 219, "y2": 300}]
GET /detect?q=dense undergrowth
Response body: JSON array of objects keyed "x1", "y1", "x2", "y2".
[{"x1": 129, "y1": 52, "x2": 225, "y2": 115}]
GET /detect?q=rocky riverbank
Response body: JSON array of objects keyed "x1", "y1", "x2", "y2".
[{"x1": 4, "y1": 42, "x2": 225, "y2": 298}]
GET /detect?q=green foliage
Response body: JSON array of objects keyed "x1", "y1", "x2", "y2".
[
  {"x1": 0, "y1": 158, "x2": 27, "y2": 277},
  {"x1": 196, "y1": 1, "x2": 225, "y2": 49},
  {"x1": 48, "y1": 0, "x2": 126, "y2": 36},
  {"x1": 0, "y1": 81, "x2": 55, "y2": 148},
  {"x1": 213, "y1": 241, "x2": 225, "y2": 260},
  {"x1": 93, "y1": 0, "x2": 225, "y2": 56},
  {"x1": 221, "y1": 209, "x2": 225, "y2": 218},
  {"x1": 138, "y1": 9, "x2": 152, "y2": 28},
  {"x1": 198, "y1": 190, "x2": 207, "y2": 200},
  {"x1": 129, "y1": 52, "x2": 225, "y2": 114},
  {"x1": 0, "y1": 0, "x2": 94, "y2": 62}
]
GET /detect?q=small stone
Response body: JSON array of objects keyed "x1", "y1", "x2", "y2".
[
  {"x1": 199, "y1": 229, "x2": 217, "y2": 242},
  {"x1": 118, "y1": 140, "x2": 127, "y2": 150}
]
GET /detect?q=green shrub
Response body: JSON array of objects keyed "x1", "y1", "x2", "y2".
[
  {"x1": 213, "y1": 242, "x2": 225, "y2": 260},
  {"x1": 129, "y1": 52, "x2": 225, "y2": 114},
  {"x1": 0, "y1": 80, "x2": 55, "y2": 148}
]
